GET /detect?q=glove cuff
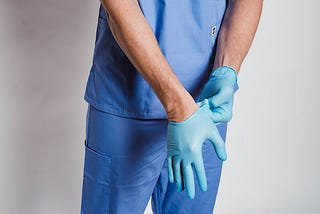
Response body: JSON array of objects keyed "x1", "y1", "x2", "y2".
[
  {"x1": 210, "y1": 65, "x2": 238, "y2": 85},
  {"x1": 168, "y1": 99, "x2": 210, "y2": 125}
]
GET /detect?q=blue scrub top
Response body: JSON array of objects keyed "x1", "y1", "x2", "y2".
[{"x1": 84, "y1": 0, "x2": 228, "y2": 119}]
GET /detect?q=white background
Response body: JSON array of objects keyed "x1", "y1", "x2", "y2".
[{"x1": 0, "y1": 0, "x2": 319, "y2": 213}]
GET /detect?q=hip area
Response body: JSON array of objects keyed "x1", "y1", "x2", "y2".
[{"x1": 85, "y1": 104, "x2": 168, "y2": 158}]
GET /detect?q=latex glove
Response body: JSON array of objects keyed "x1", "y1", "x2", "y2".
[
  {"x1": 199, "y1": 66, "x2": 238, "y2": 124},
  {"x1": 167, "y1": 99, "x2": 227, "y2": 199}
]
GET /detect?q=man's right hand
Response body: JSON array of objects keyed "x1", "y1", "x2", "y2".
[{"x1": 167, "y1": 99, "x2": 227, "y2": 199}]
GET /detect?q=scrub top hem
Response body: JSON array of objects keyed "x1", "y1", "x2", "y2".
[{"x1": 84, "y1": 95, "x2": 168, "y2": 120}]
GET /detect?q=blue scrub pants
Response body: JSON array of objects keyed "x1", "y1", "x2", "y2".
[{"x1": 80, "y1": 104, "x2": 229, "y2": 214}]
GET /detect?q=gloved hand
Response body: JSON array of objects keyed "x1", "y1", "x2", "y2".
[
  {"x1": 167, "y1": 99, "x2": 227, "y2": 199},
  {"x1": 199, "y1": 66, "x2": 238, "y2": 124}
]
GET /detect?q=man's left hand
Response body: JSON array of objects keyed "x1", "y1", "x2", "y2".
[{"x1": 199, "y1": 66, "x2": 238, "y2": 124}]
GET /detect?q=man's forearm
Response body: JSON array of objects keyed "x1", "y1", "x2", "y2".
[
  {"x1": 100, "y1": 0, "x2": 197, "y2": 121},
  {"x1": 214, "y1": 0, "x2": 263, "y2": 72}
]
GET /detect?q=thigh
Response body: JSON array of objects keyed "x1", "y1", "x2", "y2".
[
  {"x1": 152, "y1": 123, "x2": 228, "y2": 214},
  {"x1": 81, "y1": 104, "x2": 168, "y2": 214}
]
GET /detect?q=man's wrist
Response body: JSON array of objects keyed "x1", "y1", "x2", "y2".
[
  {"x1": 165, "y1": 89, "x2": 198, "y2": 122},
  {"x1": 210, "y1": 66, "x2": 238, "y2": 86},
  {"x1": 213, "y1": 52, "x2": 241, "y2": 74}
]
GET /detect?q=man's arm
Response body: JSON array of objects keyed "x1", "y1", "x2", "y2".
[
  {"x1": 214, "y1": 0, "x2": 263, "y2": 72},
  {"x1": 100, "y1": 0, "x2": 197, "y2": 122},
  {"x1": 199, "y1": 0, "x2": 263, "y2": 123}
]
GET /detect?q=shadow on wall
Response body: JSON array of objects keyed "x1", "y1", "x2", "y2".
[{"x1": 2, "y1": 0, "x2": 99, "y2": 213}]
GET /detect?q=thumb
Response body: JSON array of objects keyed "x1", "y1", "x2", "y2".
[
  {"x1": 210, "y1": 101, "x2": 233, "y2": 124},
  {"x1": 209, "y1": 87, "x2": 233, "y2": 107},
  {"x1": 207, "y1": 125, "x2": 227, "y2": 161}
]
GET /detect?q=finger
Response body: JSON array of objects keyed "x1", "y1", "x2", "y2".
[
  {"x1": 210, "y1": 86, "x2": 234, "y2": 107},
  {"x1": 193, "y1": 157, "x2": 207, "y2": 192},
  {"x1": 173, "y1": 156, "x2": 183, "y2": 192},
  {"x1": 211, "y1": 101, "x2": 233, "y2": 123},
  {"x1": 208, "y1": 126, "x2": 227, "y2": 161},
  {"x1": 182, "y1": 164, "x2": 195, "y2": 199},
  {"x1": 167, "y1": 157, "x2": 174, "y2": 183}
]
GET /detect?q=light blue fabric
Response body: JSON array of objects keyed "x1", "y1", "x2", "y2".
[
  {"x1": 81, "y1": 104, "x2": 229, "y2": 213},
  {"x1": 84, "y1": 0, "x2": 229, "y2": 119},
  {"x1": 167, "y1": 99, "x2": 227, "y2": 199}
]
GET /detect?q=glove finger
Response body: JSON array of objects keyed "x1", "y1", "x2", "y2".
[
  {"x1": 210, "y1": 86, "x2": 234, "y2": 107},
  {"x1": 167, "y1": 157, "x2": 174, "y2": 183},
  {"x1": 211, "y1": 101, "x2": 233, "y2": 123},
  {"x1": 173, "y1": 156, "x2": 183, "y2": 192},
  {"x1": 193, "y1": 157, "x2": 207, "y2": 192},
  {"x1": 208, "y1": 126, "x2": 227, "y2": 161},
  {"x1": 182, "y1": 164, "x2": 195, "y2": 199}
]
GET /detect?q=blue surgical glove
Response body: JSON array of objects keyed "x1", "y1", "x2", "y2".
[
  {"x1": 199, "y1": 66, "x2": 238, "y2": 124},
  {"x1": 167, "y1": 99, "x2": 227, "y2": 199}
]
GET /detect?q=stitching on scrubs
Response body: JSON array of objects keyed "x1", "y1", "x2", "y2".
[
  {"x1": 112, "y1": 173, "x2": 159, "y2": 188},
  {"x1": 84, "y1": 97, "x2": 166, "y2": 119},
  {"x1": 85, "y1": 105, "x2": 92, "y2": 147},
  {"x1": 143, "y1": 82, "x2": 149, "y2": 114},
  {"x1": 109, "y1": 152, "x2": 166, "y2": 188},
  {"x1": 108, "y1": 152, "x2": 113, "y2": 213},
  {"x1": 152, "y1": 182, "x2": 162, "y2": 214},
  {"x1": 157, "y1": 183, "x2": 163, "y2": 214},
  {"x1": 83, "y1": 173, "x2": 109, "y2": 186},
  {"x1": 83, "y1": 144, "x2": 112, "y2": 185},
  {"x1": 85, "y1": 140, "x2": 111, "y2": 159}
]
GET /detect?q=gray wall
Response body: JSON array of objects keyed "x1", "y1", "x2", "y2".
[{"x1": 0, "y1": 0, "x2": 319, "y2": 213}]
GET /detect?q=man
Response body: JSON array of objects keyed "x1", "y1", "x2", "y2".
[{"x1": 81, "y1": 0, "x2": 262, "y2": 213}]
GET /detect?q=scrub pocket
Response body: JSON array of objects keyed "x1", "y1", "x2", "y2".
[{"x1": 81, "y1": 140, "x2": 112, "y2": 214}]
